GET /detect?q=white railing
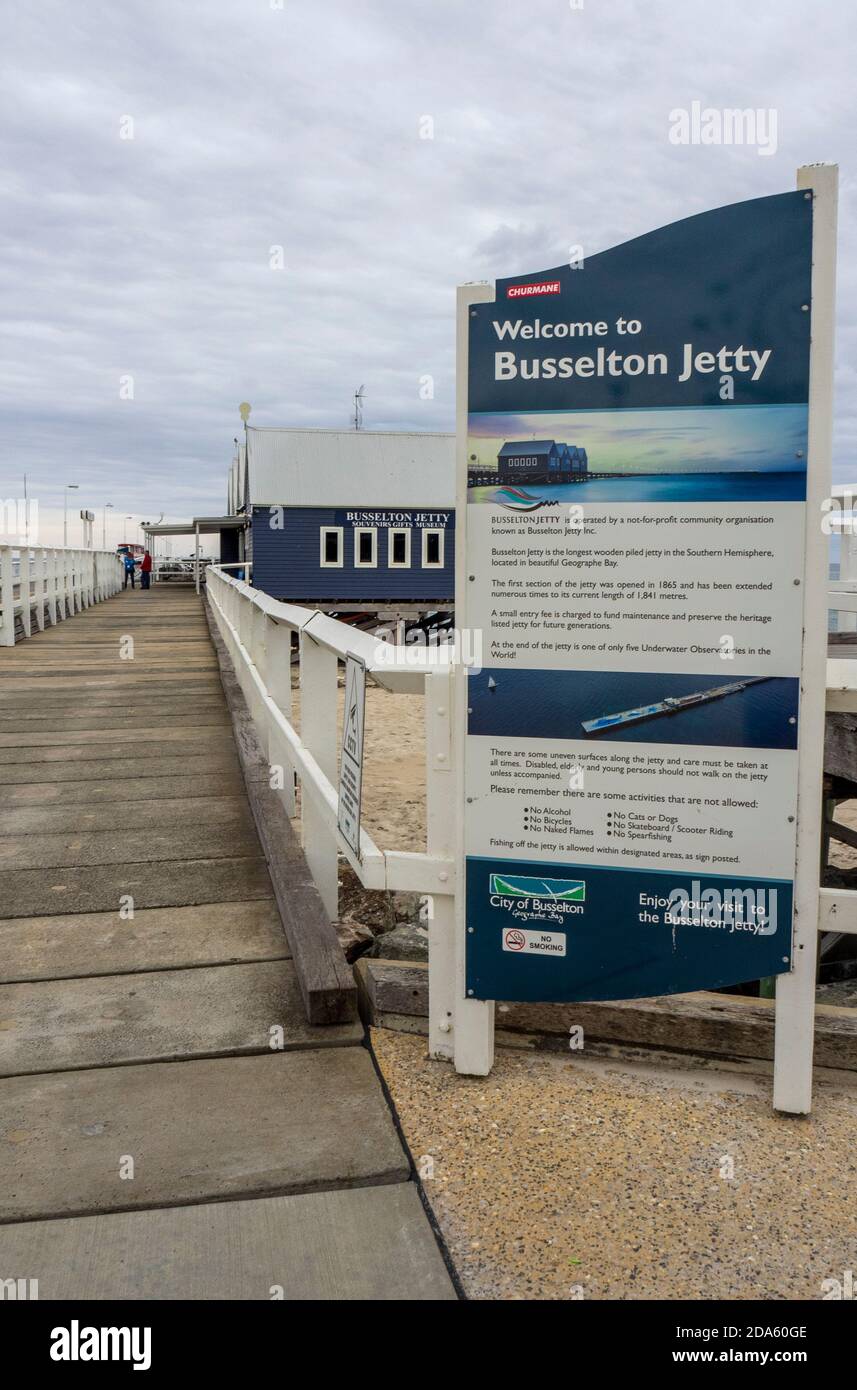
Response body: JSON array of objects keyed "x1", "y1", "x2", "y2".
[
  {"x1": 0, "y1": 545, "x2": 124, "y2": 647},
  {"x1": 206, "y1": 562, "x2": 465, "y2": 1067},
  {"x1": 208, "y1": 563, "x2": 857, "y2": 1099}
]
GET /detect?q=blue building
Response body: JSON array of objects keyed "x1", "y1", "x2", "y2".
[
  {"x1": 231, "y1": 427, "x2": 456, "y2": 611},
  {"x1": 496, "y1": 439, "x2": 588, "y2": 483}
]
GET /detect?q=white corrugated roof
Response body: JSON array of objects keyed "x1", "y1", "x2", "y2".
[{"x1": 244, "y1": 427, "x2": 455, "y2": 508}]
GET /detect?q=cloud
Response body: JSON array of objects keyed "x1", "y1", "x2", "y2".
[{"x1": 0, "y1": 0, "x2": 854, "y2": 543}]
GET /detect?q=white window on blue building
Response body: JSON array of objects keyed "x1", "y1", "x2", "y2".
[
  {"x1": 421, "y1": 528, "x2": 444, "y2": 568},
  {"x1": 388, "y1": 528, "x2": 411, "y2": 568},
  {"x1": 354, "y1": 527, "x2": 378, "y2": 568},
  {"x1": 320, "y1": 526, "x2": 344, "y2": 567}
]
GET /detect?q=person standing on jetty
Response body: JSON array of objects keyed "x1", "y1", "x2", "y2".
[
  {"x1": 140, "y1": 549, "x2": 153, "y2": 589},
  {"x1": 122, "y1": 550, "x2": 136, "y2": 589}
]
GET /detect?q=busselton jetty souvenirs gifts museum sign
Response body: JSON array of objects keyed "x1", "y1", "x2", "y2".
[{"x1": 457, "y1": 181, "x2": 825, "y2": 1006}]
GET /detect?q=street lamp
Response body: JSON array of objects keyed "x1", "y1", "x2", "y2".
[
  {"x1": 63, "y1": 484, "x2": 79, "y2": 547},
  {"x1": 103, "y1": 503, "x2": 113, "y2": 550}
]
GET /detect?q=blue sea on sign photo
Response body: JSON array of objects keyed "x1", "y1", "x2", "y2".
[
  {"x1": 466, "y1": 403, "x2": 808, "y2": 505},
  {"x1": 467, "y1": 668, "x2": 800, "y2": 750}
]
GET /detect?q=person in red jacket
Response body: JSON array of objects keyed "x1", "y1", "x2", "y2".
[{"x1": 140, "y1": 550, "x2": 153, "y2": 590}]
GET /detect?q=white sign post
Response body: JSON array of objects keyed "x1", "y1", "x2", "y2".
[
  {"x1": 338, "y1": 654, "x2": 366, "y2": 859},
  {"x1": 773, "y1": 163, "x2": 838, "y2": 1115}
]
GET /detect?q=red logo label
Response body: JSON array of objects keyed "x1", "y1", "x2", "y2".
[
  {"x1": 504, "y1": 928, "x2": 526, "y2": 951},
  {"x1": 506, "y1": 280, "x2": 561, "y2": 299}
]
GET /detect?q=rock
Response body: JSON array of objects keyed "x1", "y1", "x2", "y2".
[
  {"x1": 334, "y1": 919, "x2": 375, "y2": 963},
  {"x1": 369, "y1": 923, "x2": 429, "y2": 962},
  {"x1": 392, "y1": 891, "x2": 423, "y2": 924}
]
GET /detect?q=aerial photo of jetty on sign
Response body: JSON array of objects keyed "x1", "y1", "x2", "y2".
[
  {"x1": 467, "y1": 668, "x2": 800, "y2": 750},
  {"x1": 466, "y1": 402, "x2": 807, "y2": 507}
]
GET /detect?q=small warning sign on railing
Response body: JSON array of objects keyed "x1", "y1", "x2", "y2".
[{"x1": 338, "y1": 653, "x2": 366, "y2": 859}]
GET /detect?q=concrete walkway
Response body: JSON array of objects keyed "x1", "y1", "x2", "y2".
[{"x1": 0, "y1": 586, "x2": 454, "y2": 1299}]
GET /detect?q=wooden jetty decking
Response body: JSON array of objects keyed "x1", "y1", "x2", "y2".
[{"x1": 0, "y1": 586, "x2": 454, "y2": 1299}]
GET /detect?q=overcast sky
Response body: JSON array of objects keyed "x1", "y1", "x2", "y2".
[{"x1": 1, "y1": 0, "x2": 854, "y2": 544}]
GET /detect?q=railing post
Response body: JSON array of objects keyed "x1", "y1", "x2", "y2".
[
  {"x1": 56, "y1": 551, "x2": 65, "y2": 621},
  {"x1": 20, "y1": 548, "x2": 32, "y2": 639},
  {"x1": 235, "y1": 594, "x2": 254, "y2": 707},
  {"x1": 0, "y1": 546, "x2": 14, "y2": 646},
  {"x1": 33, "y1": 548, "x2": 46, "y2": 631},
  {"x1": 426, "y1": 668, "x2": 456, "y2": 1061},
  {"x1": 299, "y1": 629, "x2": 339, "y2": 920},
  {"x1": 266, "y1": 614, "x2": 297, "y2": 817},
  {"x1": 46, "y1": 549, "x2": 58, "y2": 627},
  {"x1": 71, "y1": 550, "x2": 80, "y2": 614},
  {"x1": 248, "y1": 599, "x2": 268, "y2": 726}
]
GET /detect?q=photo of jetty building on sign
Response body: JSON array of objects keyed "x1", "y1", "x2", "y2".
[{"x1": 466, "y1": 403, "x2": 807, "y2": 507}]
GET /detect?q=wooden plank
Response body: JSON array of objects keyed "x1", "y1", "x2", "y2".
[
  {"x1": 357, "y1": 957, "x2": 429, "y2": 1016},
  {"x1": 0, "y1": 1186, "x2": 456, "y2": 1300},
  {"x1": 0, "y1": 961, "x2": 361, "y2": 1075},
  {"x1": 0, "y1": 753, "x2": 241, "y2": 784},
  {"x1": 0, "y1": 900, "x2": 289, "y2": 983},
  {"x1": 0, "y1": 773, "x2": 246, "y2": 806},
  {"x1": 0, "y1": 821, "x2": 261, "y2": 869},
  {"x1": 0, "y1": 711, "x2": 230, "y2": 734},
  {"x1": 0, "y1": 1050, "x2": 408, "y2": 1222},
  {"x1": 0, "y1": 855, "x2": 273, "y2": 917},
  {"x1": 0, "y1": 733, "x2": 234, "y2": 764},
  {"x1": 355, "y1": 958, "x2": 857, "y2": 1071},
  {"x1": 0, "y1": 794, "x2": 251, "y2": 836},
  {"x1": 203, "y1": 595, "x2": 357, "y2": 1025},
  {"x1": 0, "y1": 725, "x2": 235, "y2": 749}
]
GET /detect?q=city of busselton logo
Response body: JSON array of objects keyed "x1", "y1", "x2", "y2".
[{"x1": 490, "y1": 874, "x2": 585, "y2": 902}]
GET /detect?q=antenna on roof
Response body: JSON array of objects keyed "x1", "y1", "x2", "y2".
[{"x1": 353, "y1": 385, "x2": 365, "y2": 430}]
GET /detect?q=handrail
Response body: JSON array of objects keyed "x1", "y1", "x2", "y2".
[
  {"x1": 0, "y1": 544, "x2": 124, "y2": 646},
  {"x1": 220, "y1": 568, "x2": 454, "y2": 694},
  {"x1": 205, "y1": 562, "x2": 459, "y2": 1060}
]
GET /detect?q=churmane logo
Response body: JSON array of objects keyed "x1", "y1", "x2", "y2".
[{"x1": 506, "y1": 279, "x2": 561, "y2": 299}]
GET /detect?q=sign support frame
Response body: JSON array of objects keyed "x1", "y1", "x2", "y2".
[
  {"x1": 454, "y1": 280, "x2": 496, "y2": 1076},
  {"x1": 773, "y1": 163, "x2": 839, "y2": 1115}
]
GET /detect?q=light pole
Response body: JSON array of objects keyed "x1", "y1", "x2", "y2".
[
  {"x1": 63, "y1": 484, "x2": 79, "y2": 547},
  {"x1": 103, "y1": 503, "x2": 113, "y2": 550}
]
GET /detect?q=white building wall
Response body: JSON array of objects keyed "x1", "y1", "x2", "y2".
[{"x1": 244, "y1": 427, "x2": 455, "y2": 509}]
